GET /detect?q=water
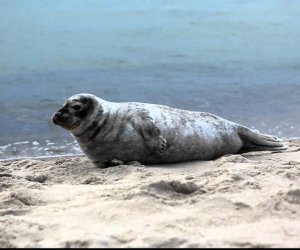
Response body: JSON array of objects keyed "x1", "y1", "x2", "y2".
[{"x1": 1, "y1": 0, "x2": 300, "y2": 159}]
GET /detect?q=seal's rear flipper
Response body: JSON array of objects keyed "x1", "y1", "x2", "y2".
[{"x1": 238, "y1": 126, "x2": 288, "y2": 151}]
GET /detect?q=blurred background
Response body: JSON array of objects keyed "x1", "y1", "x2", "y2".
[{"x1": 1, "y1": 0, "x2": 300, "y2": 159}]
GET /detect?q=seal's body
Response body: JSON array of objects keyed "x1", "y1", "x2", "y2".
[{"x1": 53, "y1": 94, "x2": 288, "y2": 166}]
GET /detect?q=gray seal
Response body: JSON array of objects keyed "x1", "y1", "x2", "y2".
[{"x1": 52, "y1": 93, "x2": 288, "y2": 166}]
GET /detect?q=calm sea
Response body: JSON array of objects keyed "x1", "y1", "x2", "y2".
[{"x1": 1, "y1": 0, "x2": 300, "y2": 159}]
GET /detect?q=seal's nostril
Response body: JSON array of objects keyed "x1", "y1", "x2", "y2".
[{"x1": 53, "y1": 112, "x2": 62, "y2": 125}]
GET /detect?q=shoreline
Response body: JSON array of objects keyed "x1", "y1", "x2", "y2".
[
  {"x1": 0, "y1": 141, "x2": 300, "y2": 247},
  {"x1": 1, "y1": 138, "x2": 299, "y2": 162},
  {"x1": 0, "y1": 153, "x2": 85, "y2": 163}
]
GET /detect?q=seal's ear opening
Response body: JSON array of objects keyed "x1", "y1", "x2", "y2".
[
  {"x1": 76, "y1": 96, "x2": 99, "y2": 119},
  {"x1": 80, "y1": 96, "x2": 93, "y2": 106}
]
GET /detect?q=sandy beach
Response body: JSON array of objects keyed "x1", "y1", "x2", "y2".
[
  {"x1": 1, "y1": 1, "x2": 300, "y2": 248},
  {"x1": 0, "y1": 140, "x2": 300, "y2": 248}
]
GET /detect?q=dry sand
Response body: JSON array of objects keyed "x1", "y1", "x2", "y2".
[{"x1": 0, "y1": 140, "x2": 300, "y2": 248}]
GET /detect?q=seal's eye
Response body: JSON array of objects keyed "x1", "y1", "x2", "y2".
[{"x1": 73, "y1": 104, "x2": 82, "y2": 111}]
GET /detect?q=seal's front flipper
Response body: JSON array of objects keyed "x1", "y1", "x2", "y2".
[
  {"x1": 131, "y1": 112, "x2": 167, "y2": 156},
  {"x1": 149, "y1": 135, "x2": 167, "y2": 155}
]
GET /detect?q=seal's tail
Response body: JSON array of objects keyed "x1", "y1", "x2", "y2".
[{"x1": 238, "y1": 126, "x2": 288, "y2": 151}]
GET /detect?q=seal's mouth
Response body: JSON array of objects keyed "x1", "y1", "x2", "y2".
[{"x1": 52, "y1": 115, "x2": 80, "y2": 130}]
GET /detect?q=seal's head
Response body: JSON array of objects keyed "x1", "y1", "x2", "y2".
[{"x1": 52, "y1": 94, "x2": 98, "y2": 131}]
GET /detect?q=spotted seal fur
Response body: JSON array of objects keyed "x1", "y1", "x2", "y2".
[{"x1": 52, "y1": 93, "x2": 288, "y2": 166}]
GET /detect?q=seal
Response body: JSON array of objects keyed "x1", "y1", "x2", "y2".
[{"x1": 52, "y1": 93, "x2": 288, "y2": 166}]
